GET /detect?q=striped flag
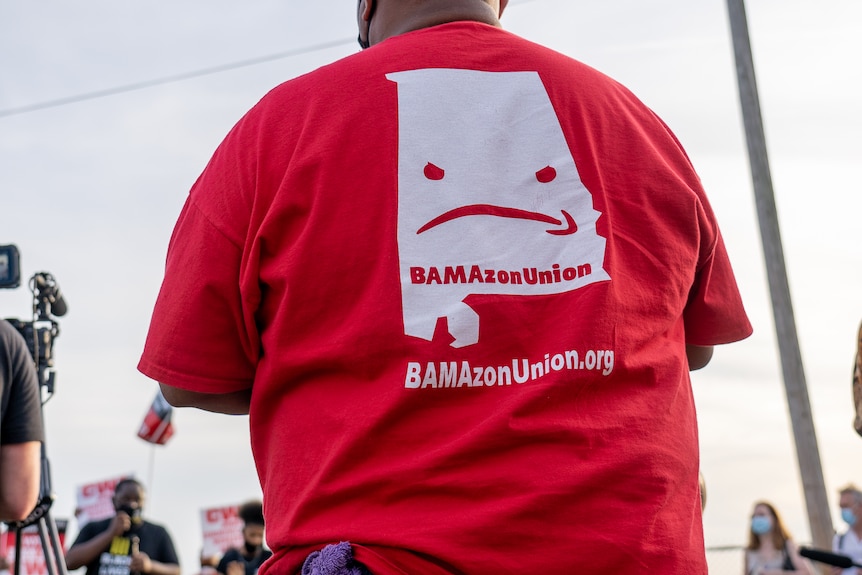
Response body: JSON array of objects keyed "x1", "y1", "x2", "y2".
[{"x1": 137, "y1": 390, "x2": 174, "y2": 445}]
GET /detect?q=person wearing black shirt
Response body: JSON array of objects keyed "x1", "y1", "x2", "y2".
[
  {"x1": 65, "y1": 478, "x2": 180, "y2": 575},
  {"x1": 216, "y1": 500, "x2": 271, "y2": 575},
  {"x1": 0, "y1": 319, "x2": 43, "y2": 522}
]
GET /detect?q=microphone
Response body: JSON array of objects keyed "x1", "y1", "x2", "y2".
[
  {"x1": 131, "y1": 535, "x2": 141, "y2": 575},
  {"x1": 799, "y1": 547, "x2": 862, "y2": 568},
  {"x1": 33, "y1": 272, "x2": 68, "y2": 317}
]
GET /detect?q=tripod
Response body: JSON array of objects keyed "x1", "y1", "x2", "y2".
[{"x1": 8, "y1": 445, "x2": 68, "y2": 575}]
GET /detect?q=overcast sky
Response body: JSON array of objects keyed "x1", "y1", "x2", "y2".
[{"x1": 1, "y1": 1, "x2": 860, "y2": 572}]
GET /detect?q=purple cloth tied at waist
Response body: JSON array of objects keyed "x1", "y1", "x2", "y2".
[{"x1": 301, "y1": 542, "x2": 369, "y2": 575}]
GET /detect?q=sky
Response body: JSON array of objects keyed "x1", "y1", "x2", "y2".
[{"x1": 1, "y1": 0, "x2": 860, "y2": 572}]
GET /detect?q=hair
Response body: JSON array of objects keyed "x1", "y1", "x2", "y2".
[
  {"x1": 238, "y1": 500, "x2": 264, "y2": 527},
  {"x1": 746, "y1": 501, "x2": 793, "y2": 551},
  {"x1": 839, "y1": 484, "x2": 862, "y2": 505},
  {"x1": 114, "y1": 477, "x2": 144, "y2": 495}
]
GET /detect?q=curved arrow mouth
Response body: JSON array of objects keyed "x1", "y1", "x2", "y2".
[{"x1": 417, "y1": 204, "x2": 577, "y2": 236}]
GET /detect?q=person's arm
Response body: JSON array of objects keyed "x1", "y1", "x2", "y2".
[
  {"x1": 0, "y1": 321, "x2": 45, "y2": 522},
  {"x1": 65, "y1": 514, "x2": 131, "y2": 570},
  {"x1": 129, "y1": 525, "x2": 181, "y2": 575},
  {"x1": 200, "y1": 552, "x2": 222, "y2": 569},
  {"x1": 686, "y1": 344, "x2": 714, "y2": 371},
  {"x1": 159, "y1": 383, "x2": 251, "y2": 415},
  {"x1": 138, "y1": 199, "x2": 257, "y2": 413},
  {"x1": 783, "y1": 540, "x2": 814, "y2": 575},
  {"x1": 224, "y1": 562, "x2": 245, "y2": 575},
  {"x1": 215, "y1": 548, "x2": 241, "y2": 575},
  {"x1": 0, "y1": 441, "x2": 41, "y2": 521}
]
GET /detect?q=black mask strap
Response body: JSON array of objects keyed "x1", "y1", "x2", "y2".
[{"x1": 357, "y1": 0, "x2": 376, "y2": 49}]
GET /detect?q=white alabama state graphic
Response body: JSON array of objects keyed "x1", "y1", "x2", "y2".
[{"x1": 388, "y1": 69, "x2": 610, "y2": 348}]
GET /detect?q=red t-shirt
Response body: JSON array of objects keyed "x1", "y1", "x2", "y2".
[{"x1": 139, "y1": 22, "x2": 752, "y2": 575}]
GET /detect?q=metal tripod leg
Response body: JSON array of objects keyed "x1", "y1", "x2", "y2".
[{"x1": 11, "y1": 508, "x2": 68, "y2": 575}]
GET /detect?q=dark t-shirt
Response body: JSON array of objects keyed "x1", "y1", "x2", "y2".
[
  {"x1": 0, "y1": 319, "x2": 43, "y2": 445},
  {"x1": 216, "y1": 548, "x2": 272, "y2": 575},
  {"x1": 70, "y1": 517, "x2": 179, "y2": 575}
]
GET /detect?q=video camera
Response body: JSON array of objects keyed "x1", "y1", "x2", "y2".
[
  {"x1": 0, "y1": 244, "x2": 21, "y2": 288},
  {"x1": 1, "y1": 244, "x2": 67, "y2": 395}
]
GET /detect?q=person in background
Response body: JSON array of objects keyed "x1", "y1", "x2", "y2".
[
  {"x1": 0, "y1": 319, "x2": 43, "y2": 522},
  {"x1": 744, "y1": 501, "x2": 813, "y2": 575},
  {"x1": 216, "y1": 500, "x2": 271, "y2": 575},
  {"x1": 65, "y1": 478, "x2": 180, "y2": 575},
  {"x1": 832, "y1": 484, "x2": 862, "y2": 575}
]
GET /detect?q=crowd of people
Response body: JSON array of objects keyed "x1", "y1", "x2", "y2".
[
  {"x1": 743, "y1": 486, "x2": 862, "y2": 575},
  {"x1": 61, "y1": 480, "x2": 270, "y2": 575}
]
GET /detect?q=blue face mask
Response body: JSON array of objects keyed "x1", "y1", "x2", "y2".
[
  {"x1": 751, "y1": 516, "x2": 773, "y2": 535},
  {"x1": 841, "y1": 508, "x2": 858, "y2": 526}
]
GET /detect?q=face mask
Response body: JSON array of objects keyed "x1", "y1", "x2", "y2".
[
  {"x1": 118, "y1": 504, "x2": 143, "y2": 523},
  {"x1": 841, "y1": 508, "x2": 858, "y2": 526},
  {"x1": 751, "y1": 516, "x2": 772, "y2": 535},
  {"x1": 244, "y1": 541, "x2": 262, "y2": 555}
]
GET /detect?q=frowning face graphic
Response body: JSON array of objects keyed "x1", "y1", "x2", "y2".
[
  {"x1": 416, "y1": 163, "x2": 578, "y2": 236},
  {"x1": 388, "y1": 69, "x2": 609, "y2": 348}
]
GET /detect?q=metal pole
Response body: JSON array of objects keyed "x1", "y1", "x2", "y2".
[{"x1": 725, "y1": 0, "x2": 834, "y2": 551}]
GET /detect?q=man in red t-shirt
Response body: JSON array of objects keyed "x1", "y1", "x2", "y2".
[{"x1": 139, "y1": 1, "x2": 752, "y2": 573}]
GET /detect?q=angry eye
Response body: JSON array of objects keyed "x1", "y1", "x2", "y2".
[
  {"x1": 536, "y1": 166, "x2": 557, "y2": 183},
  {"x1": 424, "y1": 162, "x2": 445, "y2": 181}
]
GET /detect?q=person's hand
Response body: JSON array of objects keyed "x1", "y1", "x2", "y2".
[
  {"x1": 200, "y1": 553, "x2": 220, "y2": 568},
  {"x1": 829, "y1": 567, "x2": 843, "y2": 575},
  {"x1": 130, "y1": 551, "x2": 152, "y2": 574},
  {"x1": 225, "y1": 561, "x2": 245, "y2": 575},
  {"x1": 109, "y1": 511, "x2": 131, "y2": 537}
]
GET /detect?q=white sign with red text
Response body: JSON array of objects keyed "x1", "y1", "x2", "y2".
[
  {"x1": 75, "y1": 475, "x2": 130, "y2": 527},
  {"x1": 200, "y1": 504, "x2": 243, "y2": 571},
  {"x1": 1, "y1": 520, "x2": 67, "y2": 575}
]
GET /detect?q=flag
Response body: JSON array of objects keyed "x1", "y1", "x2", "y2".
[{"x1": 137, "y1": 390, "x2": 174, "y2": 445}]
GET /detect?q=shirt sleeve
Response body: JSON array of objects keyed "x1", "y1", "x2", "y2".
[
  {"x1": 1, "y1": 320, "x2": 44, "y2": 445},
  {"x1": 138, "y1": 198, "x2": 257, "y2": 394},
  {"x1": 683, "y1": 225, "x2": 752, "y2": 346}
]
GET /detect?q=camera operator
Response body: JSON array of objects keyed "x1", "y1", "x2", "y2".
[{"x1": 0, "y1": 318, "x2": 43, "y2": 522}]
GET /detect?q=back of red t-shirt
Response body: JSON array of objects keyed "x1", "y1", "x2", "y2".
[{"x1": 140, "y1": 21, "x2": 751, "y2": 575}]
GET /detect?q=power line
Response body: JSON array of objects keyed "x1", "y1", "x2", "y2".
[
  {"x1": 0, "y1": 36, "x2": 353, "y2": 119},
  {"x1": 0, "y1": 0, "x2": 542, "y2": 120}
]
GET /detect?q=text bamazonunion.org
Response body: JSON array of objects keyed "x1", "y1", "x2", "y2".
[{"x1": 405, "y1": 348, "x2": 614, "y2": 389}]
